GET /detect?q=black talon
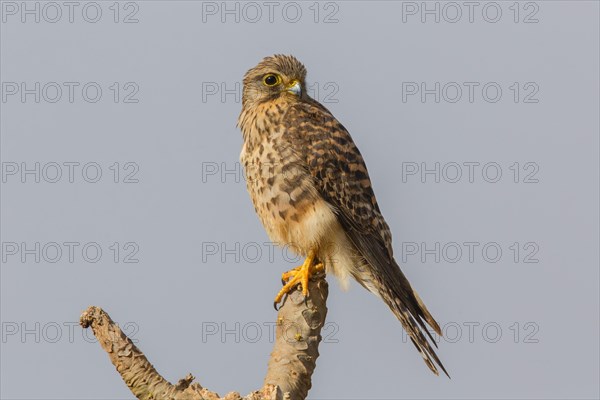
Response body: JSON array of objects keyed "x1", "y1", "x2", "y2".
[{"x1": 274, "y1": 293, "x2": 290, "y2": 311}]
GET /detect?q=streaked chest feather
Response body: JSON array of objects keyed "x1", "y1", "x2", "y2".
[{"x1": 239, "y1": 103, "x2": 337, "y2": 253}]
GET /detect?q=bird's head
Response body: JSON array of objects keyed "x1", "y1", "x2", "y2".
[{"x1": 241, "y1": 54, "x2": 308, "y2": 108}]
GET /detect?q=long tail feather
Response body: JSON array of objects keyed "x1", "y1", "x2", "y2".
[{"x1": 371, "y1": 259, "x2": 449, "y2": 377}]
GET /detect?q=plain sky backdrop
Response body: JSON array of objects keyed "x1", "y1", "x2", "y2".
[{"x1": 1, "y1": 1, "x2": 599, "y2": 399}]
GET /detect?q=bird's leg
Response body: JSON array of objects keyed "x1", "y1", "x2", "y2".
[{"x1": 274, "y1": 249, "x2": 324, "y2": 307}]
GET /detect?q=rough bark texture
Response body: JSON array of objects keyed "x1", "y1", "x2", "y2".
[
  {"x1": 80, "y1": 272, "x2": 328, "y2": 400},
  {"x1": 264, "y1": 276, "x2": 328, "y2": 399}
]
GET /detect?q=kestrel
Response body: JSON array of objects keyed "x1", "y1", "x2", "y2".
[{"x1": 237, "y1": 55, "x2": 448, "y2": 376}]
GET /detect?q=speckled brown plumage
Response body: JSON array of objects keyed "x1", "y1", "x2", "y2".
[{"x1": 238, "y1": 55, "x2": 448, "y2": 377}]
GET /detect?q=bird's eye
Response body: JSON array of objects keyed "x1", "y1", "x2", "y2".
[{"x1": 263, "y1": 74, "x2": 280, "y2": 86}]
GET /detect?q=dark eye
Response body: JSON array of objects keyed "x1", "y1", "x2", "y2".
[{"x1": 263, "y1": 74, "x2": 280, "y2": 86}]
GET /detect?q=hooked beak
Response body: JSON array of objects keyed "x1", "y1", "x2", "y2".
[{"x1": 287, "y1": 80, "x2": 302, "y2": 96}]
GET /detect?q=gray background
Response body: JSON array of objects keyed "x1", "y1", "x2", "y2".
[{"x1": 1, "y1": 1, "x2": 599, "y2": 399}]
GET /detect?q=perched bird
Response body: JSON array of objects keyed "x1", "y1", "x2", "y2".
[{"x1": 237, "y1": 54, "x2": 448, "y2": 377}]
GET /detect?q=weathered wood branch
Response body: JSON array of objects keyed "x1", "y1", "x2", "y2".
[{"x1": 80, "y1": 272, "x2": 328, "y2": 400}]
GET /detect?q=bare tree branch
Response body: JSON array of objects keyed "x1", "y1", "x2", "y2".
[
  {"x1": 80, "y1": 271, "x2": 328, "y2": 400},
  {"x1": 264, "y1": 273, "x2": 328, "y2": 399}
]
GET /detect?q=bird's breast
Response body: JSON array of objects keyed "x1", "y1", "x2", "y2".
[{"x1": 240, "y1": 131, "x2": 337, "y2": 256}]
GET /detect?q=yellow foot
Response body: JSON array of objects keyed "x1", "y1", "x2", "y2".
[{"x1": 273, "y1": 250, "x2": 325, "y2": 309}]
